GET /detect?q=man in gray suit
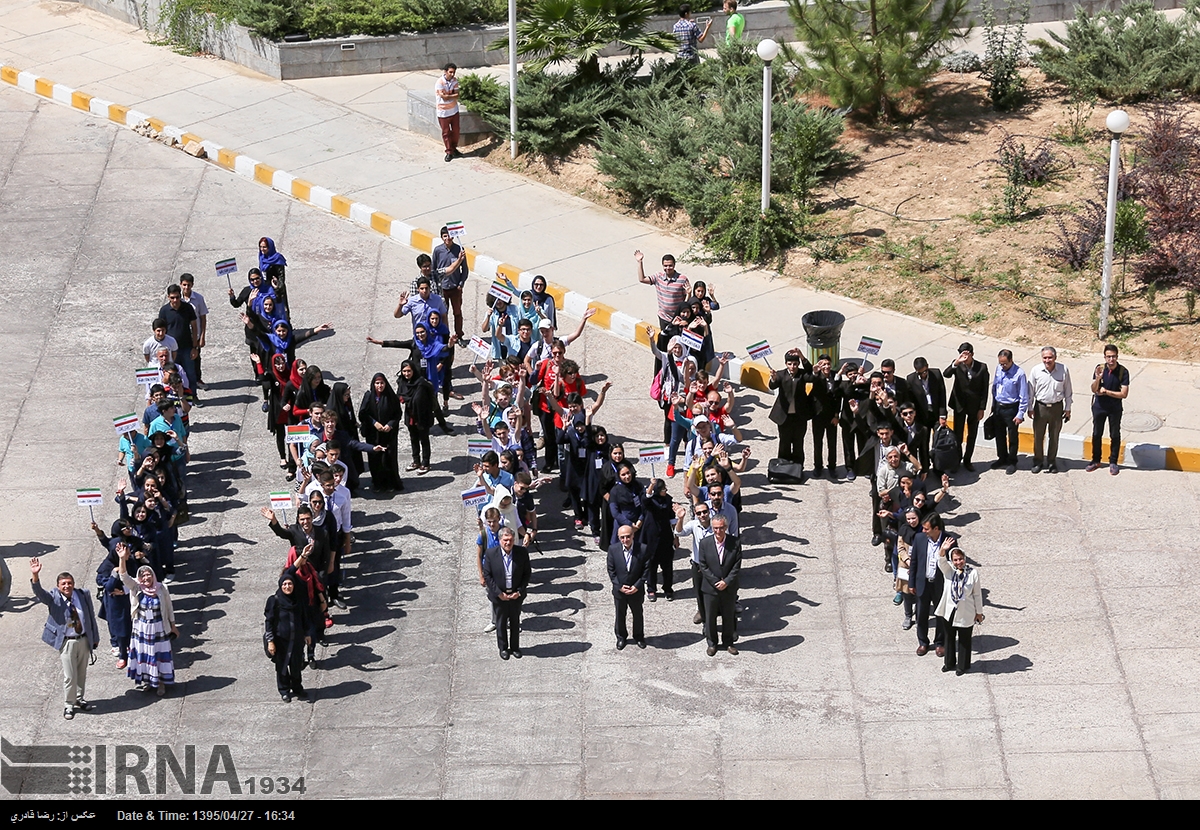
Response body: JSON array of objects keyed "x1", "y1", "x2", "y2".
[{"x1": 30, "y1": 558, "x2": 100, "y2": 720}]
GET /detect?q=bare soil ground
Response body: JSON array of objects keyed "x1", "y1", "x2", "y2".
[{"x1": 477, "y1": 69, "x2": 1200, "y2": 359}]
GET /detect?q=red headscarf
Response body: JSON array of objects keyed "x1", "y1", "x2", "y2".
[{"x1": 285, "y1": 546, "x2": 323, "y2": 604}]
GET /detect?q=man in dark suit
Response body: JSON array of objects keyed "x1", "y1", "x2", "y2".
[
  {"x1": 482, "y1": 528, "x2": 531, "y2": 660},
  {"x1": 906, "y1": 514, "x2": 958, "y2": 658},
  {"x1": 768, "y1": 349, "x2": 813, "y2": 475},
  {"x1": 879, "y1": 359, "x2": 914, "y2": 408},
  {"x1": 942, "y1": 342, "x2": 990, "y2": 472},
  {"x1": 808, "y1": 355, "x2": 841, "y2": 478},
  {"x1": 837, "y1": 361, "x2": 871, "y2": 480},
  {"x1": 30, "y1": 558, "x2": 100, "y2": 720},
  {"x1": 897, "y1": 404, "x2": 930, "y2": 474},
  {"x1": 907, "y1": 356, "x2": 948, "y2": 431},
  {"x1": 607, "y1": 525, "x2": 648, "y2": 650},
  {"x1": 697, "y1": 515, "x2": 741, "y2": 656}
]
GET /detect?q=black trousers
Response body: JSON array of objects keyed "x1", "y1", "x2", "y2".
[
  {"x1": 274, "y1": 642, "x2": 305, "y2": 695},
  {"x1": 407, "y1": 425, "x2": 430, "y2": 467},
  {"x1": 777, "y1": 414, "x2": 808, "y2": 466},
  {"x1": 613, "y1": 591, "x2": 644, "y2": 641},
  {"x1": 943, "y1": 610, "x2": 974, "y2": 671},
  {"x1": 952, "y1": 408, "x2": 981, "y2": 463},
  {"x1": 646, "y1": 547, "x2": 673, "y2": 595},
  {"x1": 691, "y1": 562, "x2": 705, "y2": 622},
  {"x1": 841, "y1": 420, "x2": 861, "y2": 472},
  {"x1": 915, "y1": 575, "x2": 945, "y2": 649},
  {"x1": 812, "y1": 415, "x2": 837, "y2": 470},
  {"x1": 1091, "y1": 408, "x2": 1122, "y2": 464},
  {"x1": 494, "y1": 598, "x2": 523, "y2": 652},
  {"x1": 702, "y1": 589, "x2": 737, "y2": 647},
  {"x1": 993, "y1": 403, "x2": 1020, "y2": 463}
]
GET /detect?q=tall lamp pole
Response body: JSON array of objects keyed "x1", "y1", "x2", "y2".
[
  {"x1": 757, "y1": 38, "x2": 780, "y2": 213},
  {"x1": 508, "y1": 0, "x2": 517, "y2": 158},
  {"x1": 1099, "y1": 109, "x2": 1130, "y2": 340}
]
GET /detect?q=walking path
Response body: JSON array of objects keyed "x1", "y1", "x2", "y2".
[{"x1": 3, "y1": 0, "x2": 1196, "y2": 470}]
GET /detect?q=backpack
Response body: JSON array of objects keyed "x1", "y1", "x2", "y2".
[{"x1": 932, "y1": 425, "x2": 961, "y2": 473}]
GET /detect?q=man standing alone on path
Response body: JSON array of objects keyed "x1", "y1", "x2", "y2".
[
  {"x1": 1028, "y1": 346, "x2": 1071, "y2": 474},
  {"x1": 30, "y1": 559, "x2": 100, "y2": 720},
  {"x1": 635, "y1": 250, "x2": 691, "y2": 330},
  {"x1": 435, "y1": 63, "x2": 461, "y2": 163}
]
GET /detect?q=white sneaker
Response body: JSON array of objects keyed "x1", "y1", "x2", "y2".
[{"x1": 484, "y1": 622, "x2": 496, "y2": 633}]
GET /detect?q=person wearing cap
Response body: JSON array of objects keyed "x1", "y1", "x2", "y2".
[
  {"x1": 935, "y1": 543, "x2": 983, "y2": 675},
  {"x1": 682, "y1": 414, "x2": 736, "y2": 469},
  {"x1": 942, "y1": 342, "x2": 990, "y2": 472}
]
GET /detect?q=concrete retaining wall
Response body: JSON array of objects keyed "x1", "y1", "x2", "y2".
[{"x1": 73, "y1": 0, "x2": 1185, "y2": 81}]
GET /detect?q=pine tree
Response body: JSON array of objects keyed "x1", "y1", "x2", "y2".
[{"x1": 787, "y1": 0, "x2": 970, "y2": 122}]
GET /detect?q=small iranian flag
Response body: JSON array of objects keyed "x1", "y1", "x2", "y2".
[
  {"x1": 747, "y1": 340, "x2": 773, "y2": 361},
  {"x1": 113, "y1": 413, "x2": 139, "y2": 435},
  {"x1": 215, "y1": 257, "x2": 238, "y2": 276},
  {"x1": 270, "y1": 492, "x2": 293, "y2": 510},
  {"x1": 76, "y1": 488, "x2": 104, "y2": 507},
  {"x1": 487, "y1": 280, "x2": 513, "y2": 306},
  {"x1": 467, "y1": 437, "x2": 492, "y2": 458},
  {"x1": 857, "y1": 336, "x2": 883, "y2": 355},
  {"x1": 136, "y1": 368, "x2": 160, "y2": 387},
  {"x1": 445, "y1": 220, "x2": 465, "y2": 239},
  {"x1": 639, "y1": 444, "x2": 666, "y2": 464},
  {"x1": 285, "y1": 425, "x2": 312, "y2": 445},
  {"x1": 678, "y1": 329, "x2": 704, "y2": 352}
]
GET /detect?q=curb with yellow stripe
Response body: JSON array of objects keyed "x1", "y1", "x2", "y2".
[{"x1": 2, "y1": 63, "x2": 1190, "y2": 472}]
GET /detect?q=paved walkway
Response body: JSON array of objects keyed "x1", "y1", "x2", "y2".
[{"x1": 2, "y1": 0, "x2": 1196, "y2": 470}]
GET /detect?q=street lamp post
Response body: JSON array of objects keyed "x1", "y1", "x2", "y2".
[
  {"x1": 1099, "y1": 109, "x2": 1130, "y2": 340},
  {"x1": 508, "y1": 0, "x2": 517, "y2": 159},
  {"x1": 757, "y1": 38, "x2": 780, "y2": 213}
]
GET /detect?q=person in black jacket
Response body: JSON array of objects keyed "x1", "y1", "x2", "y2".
[
  {"x1": 265, "y1": 569, "x2": 312, "y2": 702},
  {"x1": 768, "y1": 349, "x2": 814, "y2": 474},
  {"x1": 359, "y1": 373, "x2": 403, "y2": 491},
  {"x1": 942, "y1": 342, "x2": 990, "y2": 472},
  {"x1": 395, "y1": 359, "x2": 439, "y2": 474}
]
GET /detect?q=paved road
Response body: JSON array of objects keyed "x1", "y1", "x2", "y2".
[{"x1": 2, "y1": 86, "x2": 1199, "y2": 800}]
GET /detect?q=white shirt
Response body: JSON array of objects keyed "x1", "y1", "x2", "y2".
[
  {"x1": 143, "y1": 334, "x2": 179, "y2": 361},
  {"x1": 183, "y1": 290, "x2": 209, "y2": 317},
  {"x1": 1029, "y1": 362, "x2": 1073, "y2": 411},
  {"x1": 678, "y1": 519, "x2": 714, "y2": 564}
]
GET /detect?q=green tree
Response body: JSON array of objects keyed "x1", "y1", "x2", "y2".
[
  {"x1": 786, "y1": 0, "x2": 970, "y2": 122},
  {"x1": 491, "y1": 0, "x2": 680, "y2": 82}
]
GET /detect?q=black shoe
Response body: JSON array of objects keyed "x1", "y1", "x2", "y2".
[
  {"x1": 664, "y1": 592, "x2": 674, "y2": 601},
  {"x1": 1048, "y1": 464, "x2": 1059, "y2": 474},
  {"x1": 444, "y1": 152, "x2": 453, "y2": 162},
  {"x1": 439, "y1": 423, "x2": 456, "y2": 435},
  {"x1": 636, "y1": 640, "x2": 646, "y2": 649},
  {"x1": 452, "y1": 148, "x2": 463, "y2": 157},
  {"x1": 294, "y1": 689, "x2": 309, "y2": 700},
  {"x1": 616, "y1": 639, "x2": 627, "y2": 650},
  {"x1": 261, "y1": 402, "x2": 269, "y2": 412},
  {"x1": 990, "y1": 459, "x2": 1006, "y2": 470},
  {"x1": 942, "y1": 664, "x2": 956, "y2": 673},
  {"x1": 1031, "y1": 463, "x2": 1042, "y2": 474},
  {"x1": 510, "y1": 649, "x2": 522, "y2": 659},
  {"x1": 963, "y1": 461, "x2": 976, "y2": 472},
  {"x1": 956, "y1": 668, "x2": 966, "y2": 676},
  {"x1": 812, "y1": 466, "x2": 824, "y2": 478},
  {"x1": 281, "y1": 693, "x2": 292, "y2": 702},
  {"x1": 706, "y1": 646, "x2": 717, "y2": 657},
  {"x1": 63, "y1": 707, "x2": 74, "y2": 720},
  {"x1": 871, "y1": 534, "x2": 883, "y2": 547},
  {"x1": 845, "y1": 470, "x2": 856, "y2": 481},
  {"x1": 1006, "y1": 464, "x2": 1017, "y2": 475},
  {"x1": 648, "y1": 593, "x2": 657, "y2": 602},
  {"x1": 885, "y1": 560, "x2": 893, "y2": 573},
  {"x1": 693, "y1": 612, "x2": 703, "y2": 625},
  {"x1": 902, "y1": 617, "x2": 914, "y2": 630},
  {"x1": 500, "y1": 649, "x2": 510, "y2": 660}
]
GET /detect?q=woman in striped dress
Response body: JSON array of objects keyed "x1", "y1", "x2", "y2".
[{"x1": 118, "y1": 547, "x2": 178, "y2": 696}]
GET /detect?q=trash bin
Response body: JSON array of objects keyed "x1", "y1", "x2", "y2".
[{"x1": 801, "y1": 310, "x2": 845, "y2": 366}]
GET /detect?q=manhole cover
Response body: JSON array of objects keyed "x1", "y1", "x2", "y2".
[{"x1": 1121, "y1": 411, "x2": 1162, "y2": 433}]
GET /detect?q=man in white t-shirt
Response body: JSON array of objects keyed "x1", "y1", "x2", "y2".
[
  {"x1": 435, "y1": 63, "x2": 461, "y2": 163},
  {"x1": 142, "y1": 319, "x2": 178, "y2": 365}
]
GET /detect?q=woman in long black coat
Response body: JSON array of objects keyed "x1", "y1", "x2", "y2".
[
  {"x1": 395, "y1": 359, "x2": 438, "y2": 474},
  {"x1": 358, "y1": 373, "x2": 403, "y2": 491},
  {"x1": 265, "y1": 569, "x2": 312, "y2": 702}
]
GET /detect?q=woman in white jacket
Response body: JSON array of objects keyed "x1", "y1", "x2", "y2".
[{"x1": 935, "y1": 545, "x2": 983, "y2": 676}]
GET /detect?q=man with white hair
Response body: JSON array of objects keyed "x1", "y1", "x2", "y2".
[{"x1": 1028, "y1": 346, "x2": 1072, "y2": 474}]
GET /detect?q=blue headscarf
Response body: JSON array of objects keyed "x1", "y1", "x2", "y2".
[
  {"x1": 258, "y1": 237, "x2": 287, "y2": 273},
  {"x1": 267, "y1": 320, "x2": 293, "y2": 354}
]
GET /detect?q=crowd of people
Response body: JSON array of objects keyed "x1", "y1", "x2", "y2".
[{"x1": 29, "y1": 223, "x2": 1136, "y2": 716}]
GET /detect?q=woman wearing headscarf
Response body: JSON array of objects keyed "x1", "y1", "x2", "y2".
[
  {"x1": 95, "y1": 539, "x2": 146, "y2": 670},
  {"x1": 395, "y1": 359, "x2": 438, "y2": 474},
  {"x1": 428, "y1": 309, "x2": 463, "y2": 407},
  {"x1": 294, "y1": 365, "x2": 331, "y2": 425},
  {"x1": 328, "y1": 382, "x2": 365, "y2": 479},
  {"x1": 641, "y1": 478, "x2": 677, "y2": 601},
  {"x1": 258, "y1": 237, "x2": 289, "y2": 311},
  {"x1": 306, "y1": 490, "x2": 344, "y2": 610},
  {"x1": 608, "y1": 461, "x2": 645, "y2": 545},
  {"x1": 263, "y1": 353, "x2": 296, "y2": 475},
  {"x1": 285, "y1": 545, "x2": 327, "y2": 665},
  {"x1": 935, "y1": 543, "x2": 983, "y2": 676},
  {"x1": 647, "y1": 325, "x2": 697, "y2": 478},
  {"x1": 117, "y1": 546, "x2": 178, "y2": 697},
  {"x1": 529, "y1": 274, "x2": 558, "y2": 329},
  {"x1": 359, "y1": 373, "x2": 403, "y2": 491},
  {"x1": 265, "y1": 569, "x2": 312, "y2": 702}
]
